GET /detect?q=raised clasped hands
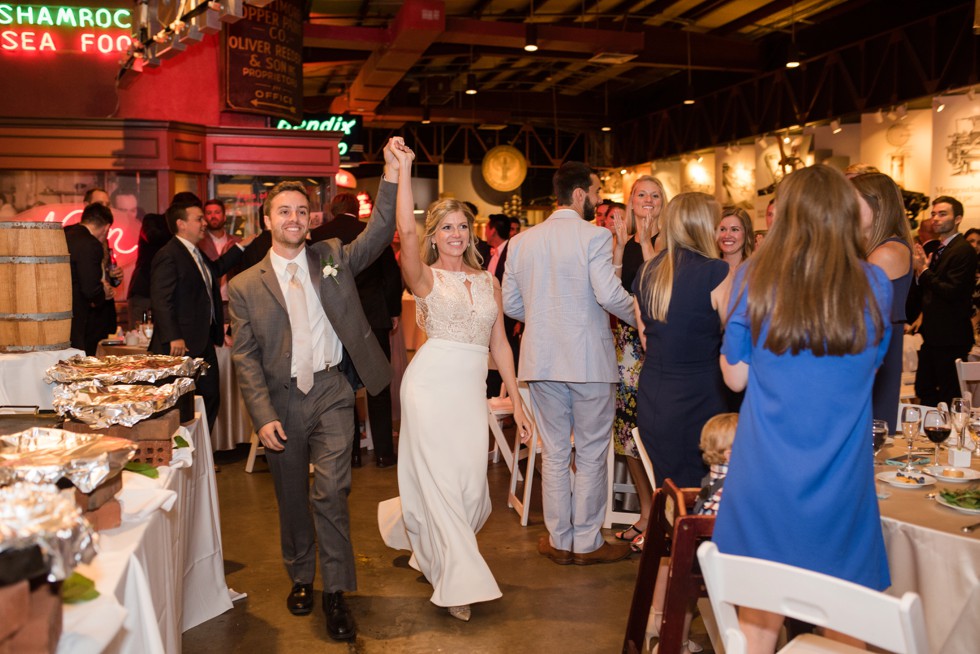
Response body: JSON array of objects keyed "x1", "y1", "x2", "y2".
[{"x1": 383, "y1": 137, "x2": 415, "y2": 180}]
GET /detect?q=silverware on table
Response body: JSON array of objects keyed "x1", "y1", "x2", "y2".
[{"x1": 961, "y1": 521, "x2": 980, "y2": 533}]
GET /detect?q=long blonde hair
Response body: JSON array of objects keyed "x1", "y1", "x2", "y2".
[
  {"x1": 420, "y1": 199, "x2": 483, "y2": 269},
  {"x1": 850, "y1": 172, "x2": 914, "y2": 254},
  {"x1": 641, "y1": 193, "x2": 720, "y2": 322},
  {"x1": 626, "y1": 175, "x2": 668, "y2": 236},
  {"x1": 740, "y1": 165, "x2": 886, "y2": 356}
]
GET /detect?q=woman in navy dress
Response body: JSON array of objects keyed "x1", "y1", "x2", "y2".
[
  {"x1": 632, "y1": 192, "x2": 731, "y2": 489},
  {"x1": 851, "y1": 172, "x2": 913, "y2": 431},
  {"x1": 714, "y1": 165, "x2": 892, "y2": 653}
]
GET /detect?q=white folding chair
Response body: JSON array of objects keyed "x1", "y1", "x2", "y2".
[
  {"x1": 955, "y1": 357, "x2": 980, "y2": 402},
  {"x1": 507, "y1": 385, "x2": 540, "y2": 526},
  {"x1": 488, "y1": 390, "x2": 524, "y2": 478},
  {"x1": 697, "y1": 541, "x2": 928, "y2": 654},
  {"x1": 603, "y1": 426, "x2": 655, "y2": 529}
]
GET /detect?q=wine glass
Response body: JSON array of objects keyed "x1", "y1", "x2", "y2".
[
  {"x1": 923, "y1": 409, "x2": 951, "y2": 468},
  {"x1": 951, "y1": 397, "x2": 970, "y2": 449},
  {"x1": 967, "y1": 408, "x2": 980, "y2": 453},
  {"x1": 900, "y1": 405, "x2": 922, "y2": 473},
  {"x1": 872, "y1": 419, "x2": 888, "y2": 462}
]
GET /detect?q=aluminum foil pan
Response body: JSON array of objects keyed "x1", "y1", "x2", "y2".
[
  {"x1": 52, "y1": 378, "x2": 196, "y2": 428},
  {"x1": 0, "y1": 429, "x2": 135, "y2": 493},
  {"x1": 0, "y1": 482, "x2": 97, "y2": 582},
  {"x1": 44, "y1": 354, "x2": 207, "y2": 384}
]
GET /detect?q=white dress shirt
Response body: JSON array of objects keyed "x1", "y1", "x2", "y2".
[{"x1": 269, "y1": 248, "x2": 343, "y2": 376}]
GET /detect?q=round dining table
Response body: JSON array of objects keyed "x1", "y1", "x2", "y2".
[{"x1": 876, "y1": 438, "x2": 979, "y2": 654}]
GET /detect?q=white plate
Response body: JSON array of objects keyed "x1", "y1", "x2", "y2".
[
  {"x1": 935, "y1": 494, "x2": 980, "y2": 515},
  {"x1": 876, "y1": 471, "x2": 936, "y2": 488},
  {"x1": 924, "y1": 466, "x2": 980, "y2": 482}
]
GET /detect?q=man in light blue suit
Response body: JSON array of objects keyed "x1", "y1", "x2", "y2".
[{"x1": 503, "y1": 162, "x2": 636, "y2": 565}]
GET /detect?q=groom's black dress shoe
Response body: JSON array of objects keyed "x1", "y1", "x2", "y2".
[
  {"x1": 287, "y1": 583, "x2": 314, "y2": 615},
  {"x1": 323, "y1": 591, "x2": 356, "y2": 641}
]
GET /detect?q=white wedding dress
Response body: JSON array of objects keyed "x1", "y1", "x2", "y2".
[{"x1": 378, "y1": 268, "x2": 502, "y2": 607}]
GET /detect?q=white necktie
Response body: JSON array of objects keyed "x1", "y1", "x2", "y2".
[
  {"x1": 286, "y1": 262, "x2": 314, "y2": 394},
  {"x1": 193, "y1": 248, "x2": 215, "y2": 323}
]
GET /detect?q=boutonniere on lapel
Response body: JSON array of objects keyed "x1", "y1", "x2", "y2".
[{"x1": 321, "y1": 255, "x2": 340, "y2": 284}]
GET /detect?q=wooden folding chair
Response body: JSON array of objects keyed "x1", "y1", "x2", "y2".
[{"x1": 623, "y1": 479, "x2": 715, "y2": 654}]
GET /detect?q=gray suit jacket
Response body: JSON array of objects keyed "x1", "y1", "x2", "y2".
[
  {"x1": 502, "y1": 209, "x2": 635, "y2": 384},
  {"x1": 228, "y1": 180, "x2": 397, "y2": 430}
]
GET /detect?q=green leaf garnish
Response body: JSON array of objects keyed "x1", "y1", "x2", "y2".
[
  {"x1": 62, "y1": 572, "x2": 99, "y2": 604},
  {"x1": 173, "y1": 435, "x2": 189, "y2": 449},
  {"x1": 124, "y1": 461, "x2": 159, "y2": 478}
]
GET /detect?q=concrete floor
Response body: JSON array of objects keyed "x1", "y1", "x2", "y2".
[{"x1": 182, "y1": 441, "x2": 647, "y2": 653}]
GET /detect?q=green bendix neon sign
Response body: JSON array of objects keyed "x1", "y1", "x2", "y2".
[{"x1": 276, "y1": 116, "x2": 360, "y2": 157}]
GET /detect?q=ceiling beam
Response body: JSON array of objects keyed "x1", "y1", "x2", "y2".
[{"x1": 329, "y1": 0, "x2": 445, "y2": 115}]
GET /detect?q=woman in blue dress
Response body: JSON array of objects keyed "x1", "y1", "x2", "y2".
[
  {"x1": 714, "y1": 165, "x2": 892, "y2": 653},
  {"x1": 632, "y1": 192, "x2": 732, "y2": 489}
]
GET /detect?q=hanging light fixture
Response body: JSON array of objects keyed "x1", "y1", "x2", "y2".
[
  {"x1": 831, "y1": 119, "x2": 842, "y2": 134},
  {"x1": 421, "y1": 106, "x2": 431, "y2": 124},
  {"x1": 465, "y1": 74, "x2": 478, "y2": 95},
  {"x1": 524, "y1": 23, "x2": 538, "y2": 52},
  {"x1": 785, "y1": 1, "x2": 800, "y2": 68},
  {"x1": 683, "y1": 31, "x2": 695, "y2": 105},
  {"x1": 600, "y1": 82, "x2": 612, "y2": 131}
]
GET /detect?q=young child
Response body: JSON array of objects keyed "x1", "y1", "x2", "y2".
[
  {"x1": 692, "y1": 412, "x2": 737, "y2": 515},
  {"x1": 649, "y1": 412, "x2": 738, "y2": 653}
]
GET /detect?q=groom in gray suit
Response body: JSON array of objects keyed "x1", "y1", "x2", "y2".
[
  {"x1": 228, "y1": 138, "x2": 403, "y2": 641},
  {"x1": 503, "y1": 161, "x2": 636, "y2": 565}
]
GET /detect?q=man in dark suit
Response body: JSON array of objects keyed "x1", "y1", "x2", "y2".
[
  {"x1": 227, "y1": 138, "x2": 404, "y2": 641},
  {"x1": 485, "y1": 213, "x2": 521, "y2": 396},
  {"x1": 310, "y1": 192, "x2": 402, "y2": 468},
  {"x1": 66, "y1": 203, "x2": 115, "y2": 355},
  {"x1": 148, "y1": 200, "x2": 250, "y2": 430},
  {"x1": 912, "y1": 196, "x2": 978, "y2": 407}
]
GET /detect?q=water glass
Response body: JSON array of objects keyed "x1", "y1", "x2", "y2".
[
  {"x1": 900, "y1": 405, "x2": 921, "y2": 473},
  {"x1": 951, "y1": 397, "x2": 970, "y2": 448}
]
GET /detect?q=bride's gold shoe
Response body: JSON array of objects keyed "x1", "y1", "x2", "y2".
[{"x1": 448, "y1": 605, "x2": 471, "y2": 622}]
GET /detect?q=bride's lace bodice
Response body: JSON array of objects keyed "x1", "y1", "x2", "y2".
[{"x1": 415, "y1": 269, "x2": 497, "y2": 346}]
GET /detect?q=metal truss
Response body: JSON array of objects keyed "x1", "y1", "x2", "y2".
[{"x1": 614, "y1": 2, "x2": 980, "y2": 163}]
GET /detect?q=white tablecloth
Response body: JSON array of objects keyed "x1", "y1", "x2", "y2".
[
  {"x1": 210, "y1": 345, "x2": 253, "y2": 451},
  {"x1": 877, "y1": 447, "x2": 980, "y2": 654},
  {"x1": 0, "y1": 348, "x2": 84, "y2": 409},
  {"x1": 59, "y1": 397, "x2": 233, "y2": 653}
]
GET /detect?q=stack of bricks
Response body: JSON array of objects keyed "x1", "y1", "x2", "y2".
[
  {"x1": 61, "y1": 408, "x2": 179, "y2": 467},
  {"x1": 73, "y1": 474, "x2": 123, "y2": 532}
]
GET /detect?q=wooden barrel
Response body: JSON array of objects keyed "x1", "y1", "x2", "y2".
[{"x1": 0, "y1": 221, "x2": 72, "y2": 352}]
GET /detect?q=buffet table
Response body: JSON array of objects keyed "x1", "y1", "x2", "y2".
[
  {"x1": 876, "y1": 445, "x2": 980, "y2": 654},
  {"x1": 0, "y1": 347, "x2": 84, "y2": 409},
  {"x1": 96, "y1": 342, "x2": 252, "y2": 452},
  {"x1": 58, "y1": 397, "x2": 233, "y2": 653}
]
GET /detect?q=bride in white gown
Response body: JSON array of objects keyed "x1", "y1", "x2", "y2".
[{"x1": 378, "y1": 140, "x2": 532, "y2": 622}]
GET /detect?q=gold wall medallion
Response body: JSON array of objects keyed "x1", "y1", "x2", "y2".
[{"x1": 482, "y1": 146, "x2": 527, "y2": 192}]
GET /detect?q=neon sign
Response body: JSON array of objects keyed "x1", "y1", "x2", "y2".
[
  {"x1": 275, "y1": 115, "x2": 361, "y2": 157},
  {"x1": 0, "y1": 4, "x2": 131, "y2": 54}
]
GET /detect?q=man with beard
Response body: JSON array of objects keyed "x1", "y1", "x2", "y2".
[
  {"x1": 198, "y1": 199, "x2": 242, "y2": 305},
  {"x1": 502, "y1": 161, "x2": 636, "y2": 566}
]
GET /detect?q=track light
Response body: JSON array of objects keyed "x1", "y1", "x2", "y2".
[
  {"x1": 725, "y1": 144, "x2": 733, "y2": 155},
  {"x1": 524, "y1": 23, "x2": 538, "y2": 52},
  {"x1": 757, "y1": 135, "x2": 770, "y2": 149},
  {"x1": 886, "y1": 107, "x2": 898, "y2": 121},
  {"x1": 831, "y1": 119, "x2": 842, "y2": 134},
  {"x1": 969, "y1": 88, "x2": 976, "y2": 102},
  {"x1": 465, "y1": 73, "x2": 477, "y2": 95},
  {"x1": 935, "y1": 98, "x2": 945, "y2": 112},
  {"x1": 783, "y1": 135, "x2": 791, "y2": 144},
  {"x1": 896, "y1": 104, "x2": 908, "y2": 119},
  {"x1": 874, "y1": 109, "x2": 884, "y2": 123},
  {"x1": 421, "y1": 106, "x2": 431, "y2": 125}
]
